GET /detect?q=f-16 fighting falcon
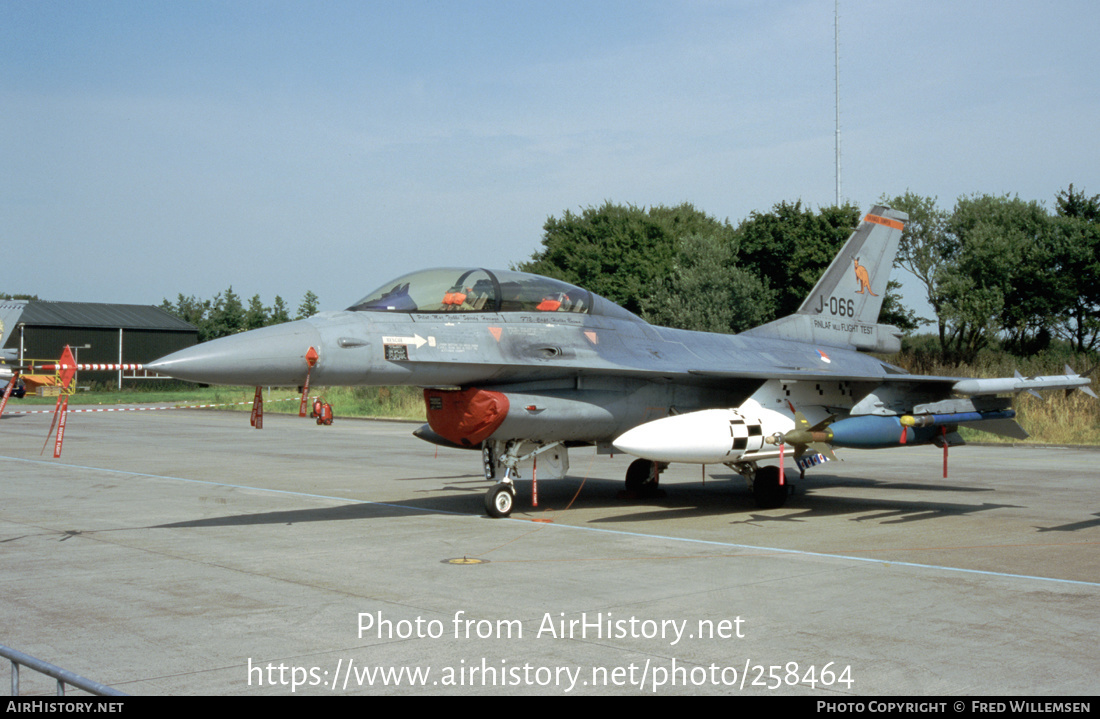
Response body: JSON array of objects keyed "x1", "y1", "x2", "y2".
[{"x1": 146, "y1": 206, "x2": 1095, "y2": 517}]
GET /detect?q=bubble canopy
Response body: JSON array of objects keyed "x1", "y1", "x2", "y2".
[{"x1": 347, "y1": 267, "x2": 639, "y2": 320}]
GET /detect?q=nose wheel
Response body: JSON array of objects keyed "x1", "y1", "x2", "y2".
[{"x1": 484, "y1": 481, "x2": 517, "y2": 518}]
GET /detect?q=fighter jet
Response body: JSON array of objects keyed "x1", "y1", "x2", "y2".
[
  {"x1": 0, "y1": 308, "x2": 26, "y2": 400},
  {"x1": 0, "y1": 364, "x2": 24, "y2": 399},
  {"x1": 147, "y1": 206, "x2": 1095, "y2": 517}
]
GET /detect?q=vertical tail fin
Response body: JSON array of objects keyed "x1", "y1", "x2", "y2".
[
  {"x1": 1, "y1": 300, "x2": 29, "y2": 359},
  {"x1": 743, "y1": 205, "x2": 907, "y2": 352}
]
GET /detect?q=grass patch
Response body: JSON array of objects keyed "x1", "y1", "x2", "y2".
[
  {"x1": 959, "y1": 390, "x2": 1100, "y2": 445},
  {"x1": 13, "y1": 385, "x2": 426, "y2": 421}
]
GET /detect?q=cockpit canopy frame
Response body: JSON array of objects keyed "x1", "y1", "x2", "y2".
[{"x1": 348, "y1": 267, "x2": 642, "y2": 322}]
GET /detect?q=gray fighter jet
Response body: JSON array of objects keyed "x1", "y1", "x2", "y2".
[{"x1": 147, "y1": 206, "x2": 1095, "y2": 517}]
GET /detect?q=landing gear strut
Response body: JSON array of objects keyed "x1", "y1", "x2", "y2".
[{"x1": 479, "y1": 440, "x2": 569, "y2": 518}]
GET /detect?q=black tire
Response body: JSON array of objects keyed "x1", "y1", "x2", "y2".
[
  {"x1": 484, "y1": 483, "x2": 515, "y2": 518},
  {"x1": 624, "y1": 459, "x2": 656, "y2": 492},
  {"x1": 752, "y1": 465, "x2": 788, "y2": 509},
  {"x1": 623, "y1": 459, "x2": 666, "y2": 498}
]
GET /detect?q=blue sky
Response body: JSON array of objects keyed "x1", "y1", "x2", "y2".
[{"x1": 3, "y1": 1, "x2": 1098, "y2": 320}]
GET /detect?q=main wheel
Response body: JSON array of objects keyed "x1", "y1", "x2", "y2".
[
  {"x1": 752, "y1": 465, "x2": 788, "y2": 509},
  {"x1": 624, "y1": 458, "x2": 656, "y2": 492},
  {"x1": 623, "y1": 459, "x2": 666, "y2": 498},
  {"x1": 484, "y1": 483, "x2": 516, "y2": 518}
]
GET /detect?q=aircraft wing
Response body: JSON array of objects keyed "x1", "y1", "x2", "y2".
[{"x1": 691, "y1": 367, "x2": 1095, "y2": 397}]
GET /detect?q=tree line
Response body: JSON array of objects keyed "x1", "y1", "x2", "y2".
[
  {"x1": 517, "y1": 186, "x2": 1099, "y2": 364},
  {"x1": 517, "y1": 200, "x2": 916, "y2": 335},
  {"x1": 887, "y1": 187, "x2": 1098, "y2": 363},
  {"x1": 159, "y1": 288, "x2": 320, "y2": 342}
]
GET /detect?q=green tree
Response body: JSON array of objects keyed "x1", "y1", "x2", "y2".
[
  {"x1": 162, "y1": 290, "x2": 304, "y2": 337},
  {"x1": 638, "y1": 233, "x2": 774, "y2": 333},
  {"x1": 882, "y1": 191, "x2": 1083, "y2": 363},
  {"x1": 245, "y1": 294, "x2": 269, "y2": 330},
  {"x1": 878, "y1": 279, "x2": 924, "y2": 334},
  {"x1": 159, "y1": 294, "x2": 213, "y2": 338},
  {"x1": 1056, "y1": 183, "x2": 1100, "y2": 222},
  {"x1": 881, "y1": 191, "x2": 951, "y2": 343},
  {"x1": 518, "y1": 202, "x2": 737, "y2": 317},
  {"x1": 296, "y1": 290, "x2": 320, "y2": 319},
  {"x1": 734, "y1": 201, "x2": 861, "y2": 317},
  {"x1": 206, "y1": 286, "x2": 245, "y2": 340},
  {"x1": 269, "y1": 295, "x2": 292, "y2": 325},
  {"x1": 941, "y1": 194, "x2": 1053, "y2": 361},
  {"x1": 1049, "y1": 185, "x2": 1100, "y2": 352}
]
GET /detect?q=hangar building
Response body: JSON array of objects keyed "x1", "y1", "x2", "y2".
[{"x1": 1, "y1": 300, "x2": 198, "y2": 389}]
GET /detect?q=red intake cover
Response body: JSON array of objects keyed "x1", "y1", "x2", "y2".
[{"x1": 424, "y1": 388, "x2": 510, "y2": 447}]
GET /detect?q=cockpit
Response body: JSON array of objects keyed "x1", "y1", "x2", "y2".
[{"x1": 347, "y1": 267, "x2": 641, "y2": 321}]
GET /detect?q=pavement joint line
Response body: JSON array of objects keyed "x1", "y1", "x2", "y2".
[{"x1": 5, "y1": 453, "x2": 1099, "y2": 590}]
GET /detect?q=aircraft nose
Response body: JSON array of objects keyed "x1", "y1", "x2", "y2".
[{"x1": 147, "y1": 320, "x2": 323, "y2": 386}]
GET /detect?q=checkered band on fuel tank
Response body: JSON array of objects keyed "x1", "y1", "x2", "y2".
[{"x1": 727, "y1": 411, "x2": 764, "y2": 456}]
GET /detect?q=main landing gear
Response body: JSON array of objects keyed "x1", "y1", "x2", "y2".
[
  {"x1": 735, "y1": 463, "x2": 789, "y2": 509},
  {"x1": 622, "y1": 458, "x2": 667, "y2": 499},
  {"x1": 623, "y1": 460, "x2": 789, "y2": 508},
  {"x1": 478, "y1": 448, "x2": 789, "y2": 515}
]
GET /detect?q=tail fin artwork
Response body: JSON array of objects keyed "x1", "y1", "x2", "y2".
[{"x1": 743, "y1": 205, "x2": 908, "y2": 353}]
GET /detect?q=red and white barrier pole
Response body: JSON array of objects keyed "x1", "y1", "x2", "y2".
[
  {"x1": 37, "y1": 363, "x2": 145, "y2": 372},
  {"x1": 40, "y1": 346, "x2": 79, "y2": 457}
]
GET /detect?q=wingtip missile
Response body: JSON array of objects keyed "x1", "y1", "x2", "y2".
[
  {"x1": 953, "y1": 368, "x2": 1096, "y2": 397},
  {"x1": 1069, "y1": 364, "x2": 1099, "y2": 398}
]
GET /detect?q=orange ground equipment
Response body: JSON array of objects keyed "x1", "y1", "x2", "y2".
[{"x1": 311, "y1": 397, "x2": 333, "y2": 426}]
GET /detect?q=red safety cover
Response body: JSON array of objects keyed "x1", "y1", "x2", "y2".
[
  {"x1": 424, "y1": 388, "x2": 509, "y2": 447},
  {"x1": 57, "y1": 346, "x2": 77, "y2": 389}
]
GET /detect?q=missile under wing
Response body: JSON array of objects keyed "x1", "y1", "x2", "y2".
[{"x1": 147, "y1": 206, "x2": 1095, "y2": 517}]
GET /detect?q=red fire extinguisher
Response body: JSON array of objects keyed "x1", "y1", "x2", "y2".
[{"x1": 314, "y1": 398, "x2": 333, "y2": 426}]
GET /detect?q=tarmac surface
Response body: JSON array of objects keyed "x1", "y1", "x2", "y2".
[{"x1": 1, "y1": 406, "x2": 1097, "y2": 695}]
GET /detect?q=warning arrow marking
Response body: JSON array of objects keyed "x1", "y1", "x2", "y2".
[{"x1": 382, "y1": 334, "x2": 428, "y2": 349}]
